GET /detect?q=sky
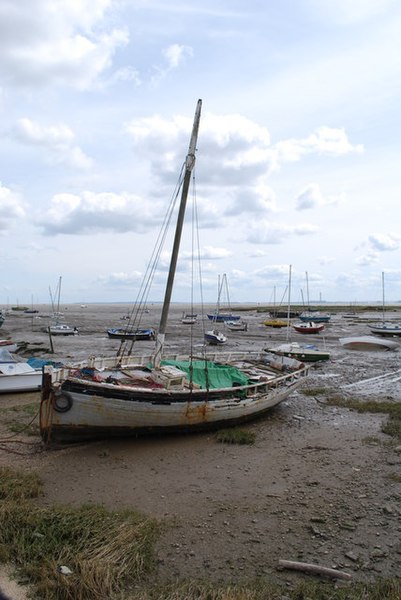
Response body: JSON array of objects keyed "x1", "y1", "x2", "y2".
[{"x1": 1, "y1": 0, "x2": 401, "y2": 307}]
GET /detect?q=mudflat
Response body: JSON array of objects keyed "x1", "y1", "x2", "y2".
[{"x1": 0, "y1": 304, "x2": 400, "y2": 586}]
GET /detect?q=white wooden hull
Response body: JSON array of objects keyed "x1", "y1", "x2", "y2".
[
  {"x1": 339, "y1": 336, "x2": 400, "y2": 351},
  {"x1": 40, "y1": 351, "x2": 309, "y2": 442},
  {"x1": 370, "y1": 323, "x2": 401, "y2": 337},
  {"x1": 0, "y1": 371, "x2": 42, "y2": 393}
]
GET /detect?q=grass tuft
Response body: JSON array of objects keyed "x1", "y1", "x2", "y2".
[
  {"x1": 0, "y1": 468, "x2": 160, "y2": 600},
  {"x1": 1, "y1": 470, "x2": 400, "y2": 600},
  {"x1": 302, "y1": 387, "x2": 329, "y2": 397},
  {"x1": 216, "y1": 428, "x2": 256, "y2": 445},
  {"x1": 0, "y1": 466, "x2": 42, "y2": 500},
  {"x1": 325, "y1": 397, "x2": 401, "y2": 441},
  {"x1": 130, "y1": 577, "x2": 401, "y2": 600},
  {"x1": 2, "y1": 401, "x2": 41, "y2": 436}
]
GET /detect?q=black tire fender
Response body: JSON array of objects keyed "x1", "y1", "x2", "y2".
[{"x1": 53, "y1": 391, "x2": 73, "y2": 413}]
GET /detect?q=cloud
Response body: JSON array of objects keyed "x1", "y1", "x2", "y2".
[
  {"x1": 125, "y1": 110, "x2": 279, "y2": 219},
  {"x1": 96, "y1": 271, "x2": 143, "y2": 287},
  {"x1": 306, "y1": 0, "x2": 398, "y2": 24},
  {"x1": 198, "y1": 246, "x2": 233, "y2": 260},
  {"x1": 295, "y1": 183, "x2": 345, "y2": 210},
  {"x1": 275, "y1": 126, "x2": 364, "y2": 163},
  {"x1": 368, "y1": 233, "x2": 400, "y2": 251},
  {"x1": 318, "y1": 255, "x2": 335, "y2": 266},
  {"x1": 38, "y1": 191, "x2": 165, "y2": 235},
  {"x1": 13, "y1": 118, "x2": 93, "y2": 169},
  {"x1": 225, "y1": 183, "x2": 277, "y2": 216},
  {"x1": 356, "y1": 251, "x2": 379, "y2": 266},
  {"x1": 151, "y1": 44, "x2": 193, "y2": 86},
  {"x1": 246, "y1": 221, "x2": 318, "y2": 244},
  {"x1": 125, "y1": 111, "x2": 274, "y2": 183},
  {"x1": 0, "y1": 182, "x2": 25, "y2": 233},
  {"x1": 106, "y1": 66, "x2": 142, "y2": 87},
  {"x1": 0, "y1": 0, "x2": 128, "y2": 89}
]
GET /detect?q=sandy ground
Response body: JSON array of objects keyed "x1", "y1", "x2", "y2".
[{"x1": 0, "y1": 304, "x2": 401, "y2": 595}]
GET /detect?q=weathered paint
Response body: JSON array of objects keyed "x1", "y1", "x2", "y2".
[{"x1": 40, "y1": 351, "x2": 309, "y2": 444}]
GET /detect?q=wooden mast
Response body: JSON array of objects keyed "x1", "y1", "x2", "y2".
[{"x1": 152, "y1": 99, "x2": 202, "y2": 367}]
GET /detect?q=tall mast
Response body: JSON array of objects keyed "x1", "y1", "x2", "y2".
[
  {"x1": 286, "y1": 265, "x2": 292, "y2": 341},
  {"x1": 152, "y1": 99, "x2": 202, "y2": 367},
  {"x1": 56, "y1": 276, "x2": 62, "y2": 316},
  {"x1": 305, "y1": 271, "x2": 310, "y2": 310}
]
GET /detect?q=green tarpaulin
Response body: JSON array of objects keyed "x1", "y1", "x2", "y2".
[{"x1": 160, "y1": 360, "x2": 250, "y2": 389}]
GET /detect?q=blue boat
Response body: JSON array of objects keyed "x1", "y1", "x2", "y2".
[
  {"x1": 207, "y1": 313, "x2": 240, "y2": 322},
  {"x1": 299, "y1": 311, "x2": 331, "y2": 323},
  {"x1": 107, "y1": 327, "x2": 156, "y2": 341}
]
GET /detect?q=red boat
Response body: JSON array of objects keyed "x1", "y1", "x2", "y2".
[{"x1": 293, "y1": 321, "x2": 325, "y2": 334}]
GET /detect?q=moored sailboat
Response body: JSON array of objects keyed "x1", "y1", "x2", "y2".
[
  {"x1": 40, "y1": 100, "x2": 310, "y2": 444},
  {"x1": 369, "y1": 272, "x2": 401, "y2": 337}
]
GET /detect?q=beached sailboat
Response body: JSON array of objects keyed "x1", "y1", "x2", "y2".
[
  {"x1": 107, "y1": 327, "x2": 156, "y2": 341},
  {"x1": 267, "y1": 266, "x2": 330, "y2": 362},
  {"x1": 181, "y1": 312, "x2": 197, "y2": 325},
  {"x1": 299, "y1": 272, "x2": 331, "y2": 323},
  {"x1": 207, "y1": 274, "x2": 241, "y2": 323},
  {"x1": 225, "y1": 320, "x2": 248, "y2": 331},
  {"x1": 48, "y1": 277, "x2": 77, "y2": 336},
  {"x1": 40, "y1": 100, "x2": 310, "y2": 444},
  {"x1": 205, "y1": 274, "x2": 229, "y2": 344},
  {"x1": 267, "y1": 342, "x2": 330, "y2": 362},
  {"x1": 293, "y1": 321, "x2": 325, "y2": 334},
  {"x1": 369, "y1": 272, "x2": 401, "y2": 337},
  {"x1": 263, "y1": 284, "x2": 287, "y2": 327}
]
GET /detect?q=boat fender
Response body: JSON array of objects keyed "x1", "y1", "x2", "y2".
[{"x1": 53, "y1": 391, "x2": 73, "y2": 413}]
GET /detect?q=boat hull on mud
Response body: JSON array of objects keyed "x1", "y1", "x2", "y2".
[{"x1": 40, "y1": 351, "x2": 309, "y2": 443}]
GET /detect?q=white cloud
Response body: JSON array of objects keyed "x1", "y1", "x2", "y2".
[
  {"x1": 0, "y1": 0, "x2": 128, "y2": 89},
  {"x1": 225, "y1": 183, "x2": 277, "y2": 216},
  {"x1": 125, "y1": 111, "x2": 278, "y2": 219},
  {"x1": 246, "y1": 221, "x2": 318, "y2": 244},
  {"x1": 0, "y1": 182, "x2": 25, "y2": 233},
  {"x1": 97, "y1": 271, "x2": 143, "y2": 287},
  {"x1": 38, "y1": 191, "x2": 165, "y2": 235},
  {"x1": 318, "y1": 255, "x2": 335, "y2": 266},
  {"x1": 306, "y1": 0, "x2": 398, "y2": 24},
  {"x1": 275, "y1": 127, "x2": 364, "y2": 163},
  {"x1": 295, "y1": 183, "x2": 345, "y2": 210},
  {"x1": 356, "y1": 251, "x2": 379, "y2": 266},
  {"x1": 178, "y1": 246, "x2": 232, "y2": 262},
  {"x1": 13, "y1": 118, "x2": 93, "y2": 170},
  {"x1": 151, "y1": 44, "x2": 193, "y2": 86},
  {"x1": 200, "y1": 246, "x2": 232, "y2": 260},
  {"x1": 368, "y1": 233, "x2": 400, "y2": 251}
]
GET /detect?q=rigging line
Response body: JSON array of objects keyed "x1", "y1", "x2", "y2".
[
  {"x1": 119, "y1": 162, "x2": 187, "y2": 359},
  {"x1": 192, "y1": 173, "x2": 210, "y2": 392},
  {"x1": 188, "y1": 170, "x2": 196, "y2": 364},
  {"x1": 224, "y1": 274, "x2": 232, "y2": 312}
]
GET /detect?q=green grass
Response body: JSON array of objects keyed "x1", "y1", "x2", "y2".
[
  {"x1": 0, "y1": 466, "x2": 42, "y2": 500},
  {"x1": 130, "y1": 578, "x2": 401, "y2": 599},
  {"x1": 1, "y1": 468, "x2": 400, "y2": 600},
  {"x1": 216, "y1": 428, "x2": 256, "y2": 445},
  {"x1": 325, "y1": 397, "x2": 401, "y2": 441},
  {"x1": 302, "y1": 387, "x2": 329, "y2": 397},
  {"x1": 1, "y1": 401, "x2": 40, "y2": 436},
  {"x1": 0, "y1": 467, "x2": 160, "y2": 600}
]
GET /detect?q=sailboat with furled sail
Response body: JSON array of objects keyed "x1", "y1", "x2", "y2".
[
  {"x1": 369, "y1": 272, "x2": 401, "y2": 337},
  {"x1": 40, "y1": 100, "x2": 310, "y2": 444}
]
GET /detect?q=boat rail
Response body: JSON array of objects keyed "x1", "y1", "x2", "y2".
[{"x1": 43, "y1": 350, "x2": 310, "y2": 389}]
